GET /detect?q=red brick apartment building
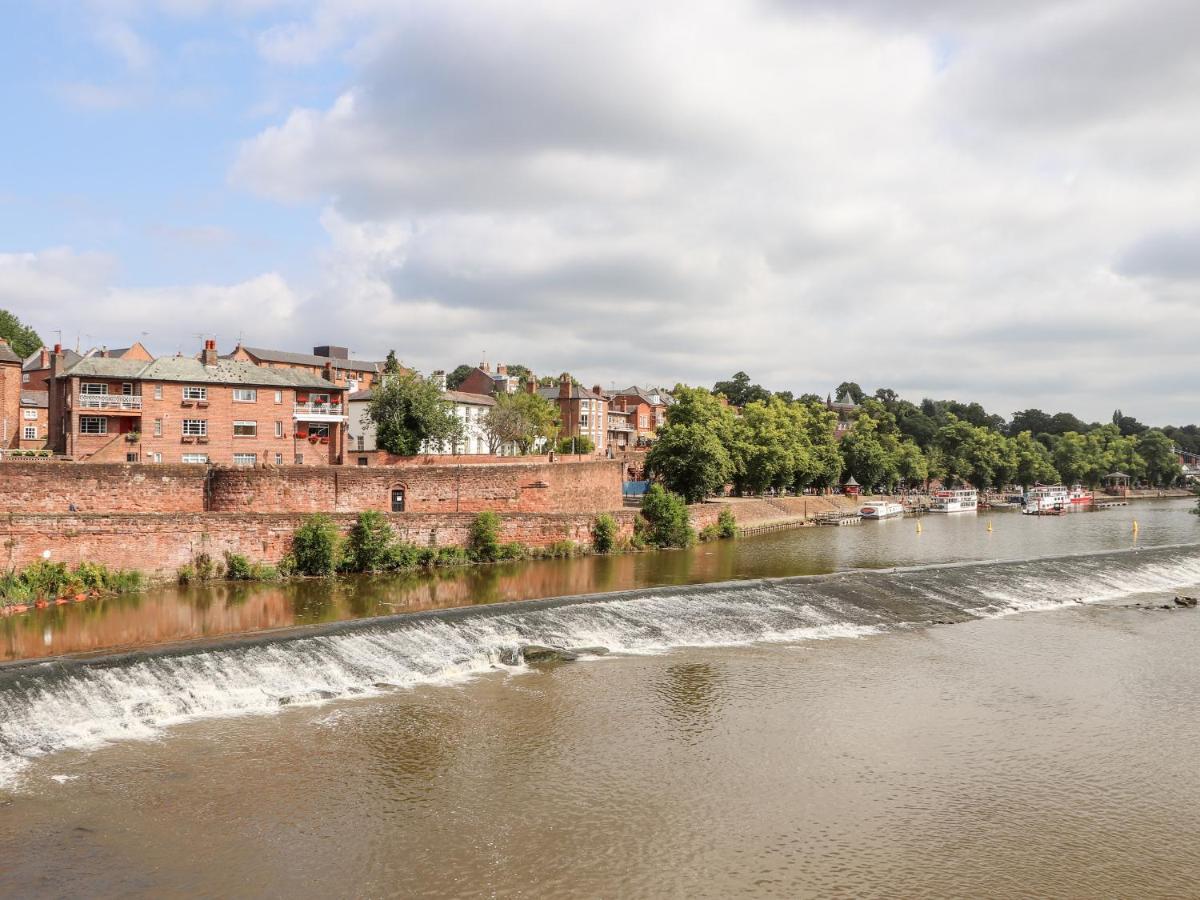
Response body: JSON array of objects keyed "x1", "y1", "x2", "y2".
[
  {"x1": 609, "y1": 386, "x2": 669, "y2": 445},
  {"x1": 229, "y1": 344, "x2": 389, "y2": 393},
  {"x1": 539, "y1": 375, "x2": 609, "y2": 454},
  {"x1": 456, "y1": 362, "x2": 522, "y2": 397},
  {"x1": 47, "y1": 341, "x2": 347, "y2": 465}
]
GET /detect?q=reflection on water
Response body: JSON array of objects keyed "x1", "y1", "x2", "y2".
[{"x1": 3, "y1": 499, "x2": 1193, "y2": 662}]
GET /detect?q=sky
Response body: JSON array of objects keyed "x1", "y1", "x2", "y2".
[{"x1": 1, "y1": 0, "x2": 1197, "y2": 424}]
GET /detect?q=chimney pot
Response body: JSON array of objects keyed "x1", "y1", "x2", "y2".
[{"x1": 53, "y1": 343, "x2": 62, "y2": 354}]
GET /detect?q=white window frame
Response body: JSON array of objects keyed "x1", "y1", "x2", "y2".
[
  {"x1": 23, "y1": 409, "x2": 37, "y2": 420},
  {"x1": 154, "y1": 383, "x2": 163, "y2": 400},
  {"x1": 275, "y1": 421, "x2": 284, "y2": 438},
  {"x1": 80, "y1": 416, "x2": 107, "y2": 434},
  {"x1": 233, "y1": 388, "x2": 257, "y2": 403},
  {"x1": 181, "y1": 453, "x2": 209, "y2": 464},
  {"x1": 307, "y1": 422, "x2": 330, "y2": 438},
  {"x1": 274, "y1": 391, "x2": 283, "y2": 404},
  {"x1": 232, "y1": 453, "x2": 257, "y2": 467},
  {"x1": 233, "y1": 421, "x2": 257, "y2": 438},
  {"x1": 182, "y1": 419, "x2": 207, "y2": 437},
  {"x1": 153, "y1": 418, "x2": 163, "y2": 437},
  {"x1": 81, "y1": 383, "x2": 108, "y2": 395},
  {"x1": 274, "y1": 453, "x2": 283, "y2": 465},
  {"x1": 22, "y1": 425, "x2": 36, "y2": 440},
  {"x1": 121, "y1": 383, "x2": 133, "y2": 396},
  {"x1": 152, "y1": 452, "x2": 162, "y2": 463},
  {"x1": 182, "y1": 386, "x2": 207, "y2": 401}
]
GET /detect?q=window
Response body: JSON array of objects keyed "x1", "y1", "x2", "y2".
[
  {"x1": 182, "y1": 386, "x2": 207, "y2": 401},
  {"x1": 80, "y1": 416, "x2": 107, "y2": 435},
  {"x1": 233, "y1": 388, "x2": 257, "y2": 402},
  {"x1": 233, "y1": 453, "x2": 257, "y2": 466},
  {"x1": 182, "y1": 419, "x2": 207, "y2": 437},
  {"x1": 153, "y1": 418, "x2": 162, "y2": 437},
  {"x1": 121, "y1": 383, "x2": 133, "y2": 396},
  {"x1": 294, "y1": 453, "x2": 304, "y2": 465},
  {"x1": 391, "y1": 487, "x2": 406, "y2": 512},
  {"x1": 126, "y1": 452, "x2": 138, "y2": 463},
  {"x1": 358, "y1": 457, "x2": 369, "y2": 466},
  {"x1": 233, "y1": 421, "x2": 257, "y2": 437},
  {"x1": 580, "y1": 414, "x2": 589, "y2": 428},
  {"x1": 23, "y1": 409, "x2": 37, "y2": 420},
  {"x1": 22, "y1": 426, "x2": 36, "y2": 440},
  {"x1": 274, "y1": 453, "x2": 283, "y2": 465},
  {"x1": 81, "y1": 383, "x2": 108, "y2": 395},
  {"x1": 639, "y1": 415, "x2": 648, "y2": 428},
  {"x1": 152, "y1": 452, "x2": 162, "y2": 463},
  {"x1": 307, "y1": 423, "x2": 330, "y2": 438},
  {"x1": 22, "y1": 373, "x2": 29, "y2": 383},
  {"x1": 154, "y1": 384, "x2": 163, "y2": 400},
  {"x1": 274, "y1": 391, "x2": 283, "y2": 404},
  {"x1": 181, "y1": 453, "x2": 208, "y2": 464},
  {"x1": 275, "y1": 421, "x2": 284, "y2": 438}
]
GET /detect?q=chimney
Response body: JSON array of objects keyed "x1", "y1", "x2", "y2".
[
  {"x1": 558, "y1": 373, "x2": 572, "y2": 400},
  {"x1": 40, "y1": 348, "x2": 49, "y2": 368},
  {"x1": 496, "y1": 363, "x2": 507, "y2": 376},
  {"x1": 431, "y1": 369, "x2": 447, "y2": 391},
  {"x1": 525, "y1": 373, "x2": 537, "y2": 395},
  {"x1": 313, "y1": 345, "x2": 349, "y2": 360},
  {"x1": 201, "y1": 339, "x2": 218, "y2": 367},
  {"x1": 592, "y1": 385, "x2": 603, "y2": 398}
]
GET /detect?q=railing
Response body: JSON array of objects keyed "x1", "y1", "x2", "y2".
[
  {"x1": 293, "y1": 403, "x2": 345, "y2": 417},
  {"x1": 78, "y1": 394, "x2": 142, "y2": 410}
]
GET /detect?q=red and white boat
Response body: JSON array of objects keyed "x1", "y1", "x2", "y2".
[{"x1": 1069, "y1": 486, "x2": 1094, "y2": 507}]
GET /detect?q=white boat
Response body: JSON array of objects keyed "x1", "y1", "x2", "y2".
[
  {"x1": 1023, "y1": 485, "x2": 1069, "y2": 515},
  {"x1": 859, "y1": 500, "x2": 904, "y2": 519},
  {"x1": 929, "y1": 488, "x2": 978, "y2": 513},
  {"x1": 1069, "y1": 486, "x2": 1094, "y2": 507}
]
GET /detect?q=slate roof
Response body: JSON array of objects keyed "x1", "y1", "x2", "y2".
[
  {"x1": 538, "y1": 385, "x2": 606, "y2": 402},
  {"x1": 58, "y1": 355, "x2": 342, "y2": 390},
  {"x1": 349, "y1": 388, "x2": 496, "y2": 407},
  {"x1": 235, "y1": 346, "x2": 386, "y2": 372},
  {"x1": 0, "y1": 343, "x2": 20, "y2": 365},
  {"x1": 20, "y1": 390, "x2": 48, "y2": 408},
  {"x1": 23, "y1": 348, "x2": 83, "y2": 371},
  {"x1": 614, "y1": 385, "x2": 668, "y2": 405}
]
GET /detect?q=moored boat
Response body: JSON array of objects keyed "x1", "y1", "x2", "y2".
[
  {"x1": 1023, "y1": 485, "x2": 1069, "y2": 515},
  {"x1": 929, "y1": 488, "x2": 978, "y2": 513},
  {"x1": 860, "y1": 500, "x2": 905, "y2": 519}
]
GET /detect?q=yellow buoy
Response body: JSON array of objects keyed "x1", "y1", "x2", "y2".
[
  {"x1": 1133, "y1": 519, "x2": 1139, "y2": 532},
  {"x1": 916, "y1": 520, "x2": 922, "y2": 534},
  {"x1": 987, "y1": 521, "x2": 993, "y2": 533}
]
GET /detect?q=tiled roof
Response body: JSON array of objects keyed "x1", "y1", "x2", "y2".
[
  {"x1": 616, "y1": 386, "x2": 669, "y2": 405},
  {"x1": 348, "y1": 389, "x2": 374, "y2": 402},
  {"x1": 538, "y1": 385, "x2": 606, "y2": 402},
  {"x1": 59, "y1": 355, "x2": 342, "y2": 389},
  {"x1": 24, "y1": 348, "x2": 83, "y2": 371},
  {"x1": 443, "y1": 390, "x2": 496, "y2": 406},
  {"x1": 236, "y1": 346, "x2": 386, "y2": 372},
  {"x1": 0, "y1": 343, "x2": 20, "y2": 365},
  {"x1": 20, "y1": 390, "x2": 48, "y2": 408}
]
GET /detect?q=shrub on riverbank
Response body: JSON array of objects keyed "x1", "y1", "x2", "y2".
[
  {"x1": 292, "y1": 515, "x2": 341, "y2": 576},
  {"x1": 1, "y1": 560, "x2": 143, "y2": 606},
  {"x1": 343, "y1": 511, "x2": 395, "y2": 573},
  {"x1": 718, "y1": 507, "x2": 738, "y2": 538},
  {"x1": 469, "y1": 511, "x2": 503, "y2": 562},
  {"x1": 592, "y1": 514, "x2": 617, "y2": 553},
  {"x1": 640, "y1": 485, "x2": 695, "y2": 548}
]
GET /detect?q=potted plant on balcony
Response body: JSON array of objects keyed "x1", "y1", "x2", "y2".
[{"x1": 126, "y1": 430, "x2": 140, "y2": 443}]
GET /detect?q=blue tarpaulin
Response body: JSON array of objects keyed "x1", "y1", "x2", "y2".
[{"x1": 622, "y1": 480, "x2": 650, "y2": 496}]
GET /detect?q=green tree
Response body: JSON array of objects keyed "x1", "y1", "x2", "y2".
[
  {"x1": 0, "y1": 309, "x2": 42, "y2": 358},
  {"x1": 343, "y1": 511, "x2": 395, "y2": 573},
  {"x1": 1051, "y1": 431, "x2": 1088, "y2": 485},
  {"x1": 383, "y1": 350, "x2": 402, "y2": 375},
  {"x1": 646, "y1": 423, "x2": 731, "y2": 502},
  {"x1": 1138, "y1": 429, "x2": 1183, "y2": 486},
  {"x1": 484, "y1": 391, "x2": 560, "y2": 454},
  {"x1": 894, "y1": 441, "x2": 929, "y2": 487},
  {"x1": 445, "y1": 364, "x2": 474, "y2": 389},
  {"x1": 835, "y1": 381, "x2": 866, "y2": 404},
  {"x1": 291, "y1": 515, "x2": 340, "y2": 576},
  {"x1": 557, "y1": 434, "x2": 596, "y2": 455},
  {"x1": 367, "y1": 371, "x2": 463, "y2": 456},
  {"x1": 713, "y1": 371, "x2": 771, "y2": 407},
  {"x1": 469, "y1": 511, "x2": 502, "y2": 561},
  {"x1": 839, "y1": 416, "x2": 895, "y2": 491},
  {"x1": 1011, "y1": 431, "x2": 1059, "y2": 487}
]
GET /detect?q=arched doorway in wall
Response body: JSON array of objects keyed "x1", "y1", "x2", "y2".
[{"x1": 390, "y1": 484, "x2": 407, "y2": 512}]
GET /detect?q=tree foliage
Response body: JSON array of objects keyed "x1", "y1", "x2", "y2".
[
  {"x1": 484, "y1": 391, "x2": 559, "y2": 454},
  {"x1": 639, "y1": 485, "x2": 695, "y2": 548},
  {"x1": 0, "y1": 309, "x2": 42, "y2": 358},
  {"x1": 367, "y1": 371, "x2": 463, "y2": 456},
  {"x1": 445, "y1": 364, "x2": 473, "y2": 390},
  {"x1": 713, "y1": 371, "x2": 771, "y2": 407}
]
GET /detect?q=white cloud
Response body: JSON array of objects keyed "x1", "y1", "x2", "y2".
[{"x1": 94, "y1": 21, "x2": 154, "y2": 69}]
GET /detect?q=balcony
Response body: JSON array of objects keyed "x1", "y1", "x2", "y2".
[
  {"x1": 293, "y1": 402, "x2": 347, "y2": 422},
  {"x1": 78, "y1": 394, "x2": 142, "y2": 412}
]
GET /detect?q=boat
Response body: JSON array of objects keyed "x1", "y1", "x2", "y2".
[
  {"x1": 929, "y1": 488, "x2": 978, "y2": 513},
  {"x1": 859, "y1": 500, "x2": 904, "y2": 519},
  {"x1": 1069, "y1": 486, "x2": 1094, "y2": 507},
  {"x1": 1023, "y1": 485, "x2": 1069, "y2": 515}
]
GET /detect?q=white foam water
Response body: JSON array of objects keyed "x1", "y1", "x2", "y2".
[{"x1": 2, "y1": 545, "x2": 1199, "y2": 789}]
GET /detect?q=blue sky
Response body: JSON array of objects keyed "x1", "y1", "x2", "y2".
[{"x1": 1, "y1": 0, "x2": 1197, "y2": 423}]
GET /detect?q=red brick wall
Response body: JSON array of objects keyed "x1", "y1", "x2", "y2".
[
  {"x1": 0, "y1": 359, "x2": 20, "y2": 450},
  {"x1": 0, "y1": 461, "x2": 209, "y2": 513},
  {"x1": 0, "y1": 510, "x2": 639, "y2": 576},
  {"x1": 207, "y1": 459, "x2": 623, "y2": 514}
]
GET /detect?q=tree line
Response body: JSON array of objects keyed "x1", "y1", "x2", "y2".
[{"x1": 645, "y1": 374, "x2": 1186, "y2": 501}]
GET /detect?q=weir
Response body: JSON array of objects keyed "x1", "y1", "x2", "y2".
[{"x1": 3, "y1": 543, "x2": 1200, "y2": 788}]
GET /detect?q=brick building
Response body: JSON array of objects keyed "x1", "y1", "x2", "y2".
[
  {"x1": 0, "y1": 338, "x2": 21, "y2": 450},
  {"x1": 610, "y1": 386, "x2": 670, "y2": 445},
  {"x1": 18, "y1": 391, "x2": 48, "y2": 449},
  {"x1": 456, "y1": 361, "x2": 521, "y2": 398},
  {"x1": 48, "y1": 340, "x2": 347, "y2": 465},
  {"x1": 229, "y1": 344, "x2": 389, "y2": 393},
  {"x1": 539, "y1": 374, "x2": 609, "y2": 455}
]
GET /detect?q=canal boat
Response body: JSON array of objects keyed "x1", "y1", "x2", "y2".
[
  {"x1": 1023, "y1": 485, "x2": 1069, "y2": 515},
  {"x1": 859, "y1": 500, "x2": 905, "y2": 519},
  {"x1": 929, "y1": 488, "x2": 978, "y2": 513}
]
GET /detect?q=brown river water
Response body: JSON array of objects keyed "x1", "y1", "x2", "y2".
[{"x1": 2, "y1": 499, "x2": 1200, "y2": 897}]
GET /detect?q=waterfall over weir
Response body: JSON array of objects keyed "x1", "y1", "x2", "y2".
[{"x1": 3, "y1": 544, "x2": 1200, "y2": 788}]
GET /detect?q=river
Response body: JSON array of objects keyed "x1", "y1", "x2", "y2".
[{"x1": 2, "y1": 500, "x2": 1199, "y2": 897}]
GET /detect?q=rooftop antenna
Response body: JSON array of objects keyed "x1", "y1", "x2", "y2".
[{"x1": 52, "y1": 329, "x2": 62, "y2": 346}]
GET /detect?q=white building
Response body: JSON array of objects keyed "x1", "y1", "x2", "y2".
[{"x1": 347, "y1": 387, "x2": 499, "y2": 455}]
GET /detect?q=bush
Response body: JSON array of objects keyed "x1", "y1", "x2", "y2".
[
  {"x1": 292, "y1": 514, "x2": 341, "y2": 576},
  {"x1": 343, "y1": 511, "x2": 395, "y2": 573},
  {"x1": 177, "y1": 563, "x2": 196, "y2": 585},
  {"x1": 469, "y1": 511, "x2": 502, "y2": 562},
  {"x1": 717, "y1": 507, "x2": 738, "y2": 539},
  {"x1": 223, "y1": 552, "x2": 254, "y2": 581},
  {"x1": 557, "y1": 435, "x2": 596, "y2": 455},
  {"x1": 193, "y1": 552, "x2": 217, "y2": 582},
  {"x1": 639, "y1": 484, "x2": 695, "y2": 548},
  {"x1": 386, "y1": 541, "x2": 422, "y2": 572},
  {"x1": 699, "y1": 523, "x2": 720, "y2": 542},
  {"x1": 498, "y1": 542, "x2": 528, "y2": 561},
  {"x1": 435, "y1": 546, "x2": 470, "y2": 567},
  {"x1": 592, "y1": 514, "x2": 618, "y2": 553},
  {"x1": 542, "y1": 540, "x2": 580, "y2": 558},
  {"x1": 0, "y1": 561, "x2": 142, "y2": 604}
]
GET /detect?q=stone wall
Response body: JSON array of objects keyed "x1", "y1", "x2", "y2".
[
  {"x1": 0, "y1": 461, "x2": 209, "y2": 513},
  {"x1": 1, "y1": 510, "x2": 639, "y2": 577}
]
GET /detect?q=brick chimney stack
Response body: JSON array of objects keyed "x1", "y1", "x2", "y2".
[
  {"x1": 431, "y1": 369, "x2": 447, "y2": 391},
  {"x1": 525, "y1": 373, "x2": 537, "y2": 395},
  {"x1": 558, "y1": 373, "x2": 572, "y2": 400},
  {"x1": 201, "y1": 339, "x2": 218, "y2": 367},
  {"x1": 40, "y1": 347, "x2": 49, "y2": 368}
]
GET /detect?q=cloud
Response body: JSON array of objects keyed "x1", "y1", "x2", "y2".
[
  {"x1": 1118, "y1": 225, "x2": 1200, "y2": 281},
  {"x1": 94, "y1": 21, "x2": 154, "y2": 69}
]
